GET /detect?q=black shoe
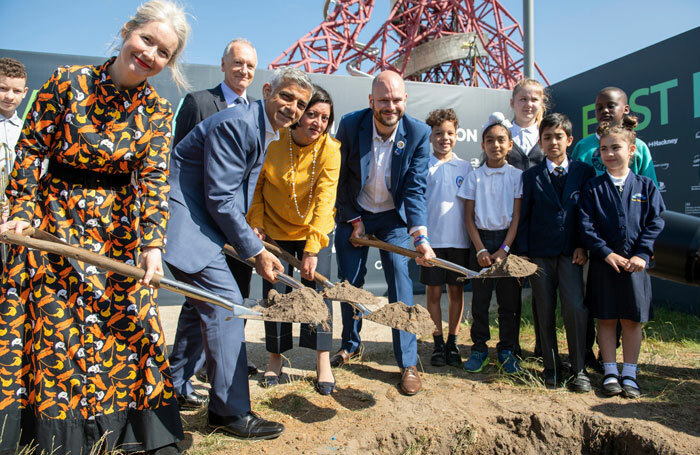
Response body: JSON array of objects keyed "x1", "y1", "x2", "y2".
[
  {"x1": 176, "y1": 390, "x2": 208, "y2": 409},
  {"x1": 568, "y1": 370, "x2": 592, "y2": 393},
  {"x1": 147, "y1": 443, "x2": 180, "y2": 455},
  {"x1": 208, "y1": 411, "x2": 285, "y2": 440},
  {"x1": 621, "y1": 376, "x2": 641, "y2": 398},
  {"x1": 248, "y1": 361, "x2": 258, "y2": 377},
  {"x1": 431, "y1": 342, "x2": 446, "y2": 367},
  {"x1": 601, "y1": 374, "x2": 623, "y2": 396},
  {"x1": 444, "y1": 342, "x2": 462, "y2": 367},
  {"x1": 543, "y1": 369, "x2": 560, "y2": 388}
]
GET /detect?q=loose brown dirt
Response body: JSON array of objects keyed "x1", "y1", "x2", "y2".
[
  {"x1": 362, "y1": 301, "x2": 435, "y2": 336},
  {"x1": 322, "y1": 280, "x2": 381, "y2": 306},
  {"x1": 262, "y1": 288, "x2": 330, "y2": 330},
  {"x1": 479, "y1": 254, "x2": 538, "y2": 278}
]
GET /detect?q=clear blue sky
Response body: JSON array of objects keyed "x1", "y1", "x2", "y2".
[{"x1": 3, "y1": 0, "x2": 699, "y2": 84}]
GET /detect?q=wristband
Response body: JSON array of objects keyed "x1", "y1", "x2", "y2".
[
  {"x1": 413, "y1": 234, "x2": 429, "y2": 247},
  {"x1": 350, "y1": 217, "x2": 362, "y2": 225},
  {"x1": 476, "y1": 248, "x2": 488, "y2": 256},
  {"x1": 500, "y1": 244, "x2": 510, "y2": 253},
  {"x1": 414, "y1": 239, "x2": 429, "y2": 248}
]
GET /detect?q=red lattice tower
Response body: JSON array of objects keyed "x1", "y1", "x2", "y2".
[{"x1": 269, "y1": 0, "x2": 549, "y2": 89}]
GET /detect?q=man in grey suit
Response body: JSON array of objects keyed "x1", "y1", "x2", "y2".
[
  {"x1": 169, "y1": 39, "x2": 258, "y2": 408},
  {"x1": 165, "y1": 67, "x2": 313, "y2": 439}
]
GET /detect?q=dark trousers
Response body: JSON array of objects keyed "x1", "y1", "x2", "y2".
[
  {"x1": 469, "y1": 229, "x2": 522, "y2": 353},
  {"x1": 335, "y1": 209, "x2": 417, "y2": 368},
  {"x1": 167, "y1": 256, "x2": 251, "y2": 416},
  {"x1": 263, "y1": 233, "x2": 334, "y2": 353},
  {"x1": 530, "y1": 256, "x2": 588, "y2": 372},
  {"x1": 168, "y1": 257, "x2": 251, "y2": 396}
]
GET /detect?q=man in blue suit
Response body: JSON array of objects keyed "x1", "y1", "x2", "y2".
[
  {"x1": 332, "y1": 70, "x2": 436, "y2": 395},
  {"x1": 165, "y1": 67, "x2": 313, "y2": 439}
]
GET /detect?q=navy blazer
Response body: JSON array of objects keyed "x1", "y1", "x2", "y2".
[
  {"x1": 517, "y1": 160, "x2": 596, "y2": 257},
  {"x1": 173, "y1": 84, "x2": 257, "y2": 146},
  {"x1": 335, "y1": 108, "x2": 431, "y2": 228},
  {"x1": 165, "y1": 100, "x2": 267, "y2": 274},
  {"x1": 579, "y1": 173, "x2": 665, "y2": 264}
]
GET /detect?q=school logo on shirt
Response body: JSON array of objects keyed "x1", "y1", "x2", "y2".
[
  {"x1": 631, "y1": 192, "x2": 647, "y2": 202},
  {"x1": 456, "y1": 176, "x2": 464, "y2": 187}
]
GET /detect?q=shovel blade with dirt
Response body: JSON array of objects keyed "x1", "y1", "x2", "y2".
[{"x1": 260, "y1": 239, "x2": 434, "y2": 336}]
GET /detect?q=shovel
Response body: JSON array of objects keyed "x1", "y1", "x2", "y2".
[
  {"x1": 1, "y1": 228, "x2": 263, "y2": 320},
  {"x1": 350, "y1": 235, "x2": 485, "y2": 279},
  {"x1": 261, "y1": 239, "x2": 373, "y2": 318}
]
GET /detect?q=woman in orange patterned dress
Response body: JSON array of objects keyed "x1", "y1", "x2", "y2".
[{"x1": 0, "y1": 2, "x2": 190, "y2": 454}]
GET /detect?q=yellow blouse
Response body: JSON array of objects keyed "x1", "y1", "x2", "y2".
[{"x1": 247, "y1": 128, "x2": 340, "y2": 254}]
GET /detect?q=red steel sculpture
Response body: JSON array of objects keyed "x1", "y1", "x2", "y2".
[{"x1": 269, "y1": 0, "x2": 549, "y2": 89}]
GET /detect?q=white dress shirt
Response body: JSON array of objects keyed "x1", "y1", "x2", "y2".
[
  {"x1": 510, "y1": 122, "x2": 539, "y2": 156},
  {"x1": 545, "y1": 156, "x2": 570, "y2": 175},
  {"x1": 0, "y1": 112, "x2": 22, "y2": 173},
  {"x1": 221, "y1": 81, "x2": 248, "y2": 107},
  {"x1": 357, "y1": 122, "x2": 397, "y2": 213}
]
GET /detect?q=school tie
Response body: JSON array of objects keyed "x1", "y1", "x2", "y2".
[{"x1": 553, "y1": 166, "x2": 565, "y2": 178}]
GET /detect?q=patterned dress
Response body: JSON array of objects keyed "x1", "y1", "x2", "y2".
[{"x1": 0, "y1": 59, "x2": 182, "y2": 454}]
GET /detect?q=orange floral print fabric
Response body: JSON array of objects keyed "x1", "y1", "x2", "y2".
[{"x1": 0, "y1": 59, "x2": 181, "y2": 453}]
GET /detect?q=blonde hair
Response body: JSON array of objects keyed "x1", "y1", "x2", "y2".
[
  {"x1": 511, "y1": 78, "x2": 549, "y2": 125},
  {"x1": 120, "y1": 0, "x2": 191, "y2": 91}
]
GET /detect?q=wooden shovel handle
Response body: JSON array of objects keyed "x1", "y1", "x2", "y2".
[
  {"x1": 350, "y1": 235, "x2": 421, "y2": 259},
  {"x1": 263, "y1": 239, "x2": 331, "y2": 288},
  {"x1": 1, "y1": 229, "x2": 162, "y2": 286}
]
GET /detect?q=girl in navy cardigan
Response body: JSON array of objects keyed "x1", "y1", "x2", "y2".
[{"x1": 579, "y1": 116, "x2": 665, "y2": 398}]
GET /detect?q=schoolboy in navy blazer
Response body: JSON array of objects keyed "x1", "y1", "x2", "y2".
[{"x1": 517, "y1": 113, "x2": 596, "y2": 389}]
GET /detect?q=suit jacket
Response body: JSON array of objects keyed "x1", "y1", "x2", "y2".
[
  {"x1": 173, "y1": 84, "x2": 256, "y2": 147},
  {"x1": 579, "y1": 172, "x2": 665, "y2": 264},
  {"x1": 165, "y1": 100, "x2": 267, "y2": 274},
  {"x1": 517, "y1": 160, "x2": 596, "y2": 257},
  {"x1": 507, "y1": 142, "x2": 544, "y2": 171},
  {"x1": 335, "y1": 109, "x2": 431, "y2": 228}
]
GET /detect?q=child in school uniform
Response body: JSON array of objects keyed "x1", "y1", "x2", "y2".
[
  {"x1": 572, "y1": 86, "x2": 659, "y2": 372},
  {"x1": 419, "y1": 109, "x2": 473, "y2": 367},
  {"x1": 578, "y1": 116, "x2": 665, "y2": 398},
  {"x1": 458, "y1": 112, "x2": 523, "y2": 374},
  {"x1": 507, "y1": 78, "x2": 549, "y2": 360},
  {"x1": 518, "y1": 113, "x2": 596, "y2": 391}
]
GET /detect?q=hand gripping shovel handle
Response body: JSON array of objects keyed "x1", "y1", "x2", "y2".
[
  {"x1": 221, "y1": 243, "x2": 305, "y2": 290},
  {"x1": 349, "y1": 235, "x2": 483, "y2": 279},
  {"x1": 1, "y1": 228, "x2": 261, "y2": 319}
]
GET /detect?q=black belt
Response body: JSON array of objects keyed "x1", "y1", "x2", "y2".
[{"x1": 48, "y1": 158, "x2": 132, "y2": 189}]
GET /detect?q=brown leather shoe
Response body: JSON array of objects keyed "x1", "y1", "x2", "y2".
[
  {"x1": 399, "y1": 366, "x2": 422, "y2": 395},
  {"x1": 330, "y1": 348, "x2": 361, "y2": 368}
]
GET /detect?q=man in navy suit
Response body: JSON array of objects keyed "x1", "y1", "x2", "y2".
[
  {"x1": 332, "y1": 71, "x2": 436, "y2": 395},
  {"x1": 169, "y1": 38, "x2": 259, "y2": 407},
  {"x1": 165, "y1": 67, "x2": 313, "y2": 439},
  {"x1": 517, "y1": 113, "x2": 596, "y2": 392}
]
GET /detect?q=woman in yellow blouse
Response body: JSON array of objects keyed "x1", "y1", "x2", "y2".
[{"x1": 247, "y1": 85, "x2": 340, "y2": 394}]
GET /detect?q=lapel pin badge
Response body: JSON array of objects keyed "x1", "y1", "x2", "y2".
[{"x1": 395, "y1": 140, "x2": 405, "y2": 155}]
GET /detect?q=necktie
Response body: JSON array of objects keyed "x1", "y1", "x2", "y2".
[
  {"x1": 553, "y1": 166, "x2": 565, "y2": 178},
  {"x1": 234, "y1": 96, "x2": 245, "y2": 105}
]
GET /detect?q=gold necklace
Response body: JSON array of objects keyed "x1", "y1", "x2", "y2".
[{"x1": 288, "y1": 131, "x2": 319, "y2": 219}]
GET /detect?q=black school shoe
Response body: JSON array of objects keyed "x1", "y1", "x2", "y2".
[
  {"x1": 431, "y1": 342, "x2": 447, "y2": 367},
  {"x1": 568, "y1": 370, "x2": 592, "y2": 393},
  {"x1": 601, "y1": 374, "x2": 623, "y2": 396},
  {"x1": 621, "y1": 376, "x2": 641, "y2": 398},
  {"x1": 444, "y1": 342, "x2": 462, "y2": 367}
]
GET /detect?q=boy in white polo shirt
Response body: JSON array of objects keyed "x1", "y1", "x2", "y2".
[{"x1": 419, "y1": 109, "x2": 473, "y2": 367}]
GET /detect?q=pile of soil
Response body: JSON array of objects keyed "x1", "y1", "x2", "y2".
[
  {"x1": 262, "y1": 288, "x2": 330, "y2": 330},
  {"x1": 362, "y1": 302, "x2": 435, "y2": 335},
  {"x1": 478, "y1": 254, "x2": 538, "y2": 278},
  {"x1": 322, "y1": 280, "x2": 380, "y2": 305}
]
